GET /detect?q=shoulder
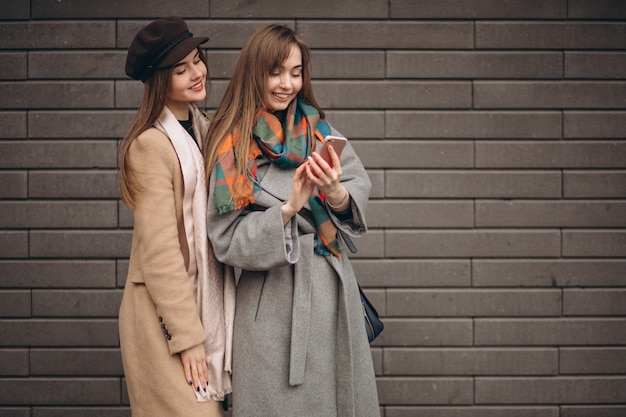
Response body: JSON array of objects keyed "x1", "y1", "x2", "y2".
[{"x1": 128, "y1": 127, "x2": 178, "y2": 167}]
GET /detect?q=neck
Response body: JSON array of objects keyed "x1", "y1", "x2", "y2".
[{"x1": 167, "y1": 102, "x2": 190, "y2": 120}]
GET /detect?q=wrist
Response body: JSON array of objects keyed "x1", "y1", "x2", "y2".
[{"x1": 327, "y1": 187, "x2": 350, "y2": 212}]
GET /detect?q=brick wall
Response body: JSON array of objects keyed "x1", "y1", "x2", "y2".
[{"x1": 1, "y1": 0, "x2": 625, "y2": 416}]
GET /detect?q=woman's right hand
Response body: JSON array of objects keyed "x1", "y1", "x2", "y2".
[
  {"x1": 180, "y1": 343, "x2": 208, "y2": 393},
  {"x1": 282, "y1": 162, "x2": 315, "y2": 224}
]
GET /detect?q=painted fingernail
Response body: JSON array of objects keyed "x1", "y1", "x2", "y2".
[
  {"x1": 196, "y1": 386, "x2": 200, "y2": 392},
  {"x1": 189, "y1": 380, "x2": 193, "y2": 385}
]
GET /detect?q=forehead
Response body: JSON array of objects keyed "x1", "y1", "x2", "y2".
[{"x1": 274, "y1": 44, "x2": 302, "y2": 68}]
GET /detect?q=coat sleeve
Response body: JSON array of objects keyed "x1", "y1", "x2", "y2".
[
  {"x1": 207, "y1": 180, "x2": 301, "y2": 272},
  {"x1": 327, "y1": 136, "x2": 372, "y2": 237},
  {"x1": 127, "y1": 129, "x2": 206, "y2": 355}
]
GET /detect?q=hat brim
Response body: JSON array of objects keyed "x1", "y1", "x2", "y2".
[{"x1": 157, "y1": 36, "x2": 209, "y2": 69}]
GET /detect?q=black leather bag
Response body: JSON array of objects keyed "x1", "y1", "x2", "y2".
[{"x1": 358, "y1": 284, "x2": 384, "y2": 343}]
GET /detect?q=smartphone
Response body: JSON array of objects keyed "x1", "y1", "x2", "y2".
[{"x1": 318, "y1": 135, "x2": 348, "y2": 165}]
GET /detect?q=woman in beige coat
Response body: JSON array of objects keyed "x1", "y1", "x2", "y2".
[{"x1": 118, "y1": 17, "x2": 235, "y2": 417}]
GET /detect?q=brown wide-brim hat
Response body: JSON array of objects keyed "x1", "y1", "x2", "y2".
[{"x1": 125, "y1": 16, "x2": 209, "y2": 82}]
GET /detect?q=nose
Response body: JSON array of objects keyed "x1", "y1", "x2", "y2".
[
  {"x1": 279, "y1": 74, "x2": 291, "y2": 89},
  {"x1": 191, "y1": 63, "x2": 204, "y2": 80}
]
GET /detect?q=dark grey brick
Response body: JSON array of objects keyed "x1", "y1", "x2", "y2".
[
  {"x1": 386, "y1": 111, "x2": 562, "y2": 139},
  {"x1": 565, "y1": 52, "x2": 626, "y2": 79},
  {"x1": 475, "y1": 319, "x2": 626, "y2": 345},
  {"x1": 387, "y1": 289, "x2": 561, "y2": 317},
  {"x1": 0, "y1": 111, "x2": 27, "y2": 138},
  {"x1": 0, "y1": 201, "x2": 118, "y2": 228},
  {"x1": 311, "y1": 51, "x2": 385, "y2": 79},
  {"x1": 298, "y1": 21, "x2": 474, "y2": 49},
  {"x1": 386, "y1": 230, "x2": 561, "y2": 258},
  {"x1": 28, "y1": 111, "x2": 134, "y2": 139},
  {"x1": 347, "y1": 230, "x2": 384, "y2": 259},
  {"x1": 116, "y1": 260, "x2": 129, "y2": 288},
  {"x1": 476, "y1": 201, "x2": 626, "y2": 228},
  {"x1": 352, "y1": 259, "x2": 471, "y2": 287},
  {"x1": 30, "y1": 231, "x2": 131, "y2": 258},
  {"x1": 0, "y1": 141, "x2": 118, "y2": 169},
  {"x1": 0, "y1": 52, "x2": 27, "y2": 80},
  {"x1": 375, "y1": 319, "x2": 472, "y2": 346},
  {"x1": 353, "y1": 141, "x2": 473, "y2": 169},
  {"x1": 29, "y1": 171, "x2": 119, "y2": 199},
  {"x1": 0, "y1": 82, "x2": 113, "y2": 109},
  {"x1": 212, "y1": 0, "x2": 387, "y2": 18},
  {"x1": 390, "y1": 0, "x2": 565, "y2": 18},
  {"x1": 118, "y1": 202, "x2": 133, "y2": 229},
  {"x1": 0, "y1": 22, "x2": 116, "y2": 49},
  {"x1": 32, "y1": 0, "x2": 208, "y2": 18},
  {"x1": 0, "y1": 319, "x2": 119, "y2": 347},
  {"x1": 560, "y1": 348, "x2": 626, "y2": 375},
  {"x1": 561, "y1": 406, "x2": 626, "y2": 417},
  {"x1": 476, "y1": 377, "x2": 626, "y2": 404},
  {"x1": 384, "y1": 348, "x2": 558, "y2": 375},
  {"x1": 0, "y1": 0, "x2": 29, "y2": 19},
  {"x1": 563, "y1": 230, "x2": 626, "y2": 257},
  {"x1": 474, "y1": 81, "x2": 626, "y2": 109},
  {"x1": 0, "y1": 378, "x2": 120, "y2": 405},
  {"x1": 29, "y1": 51, "x2": 127, "y2": 79},
  {"x1": 32, "y1": 290, "x2": 123, "y2": 317},
  {"x1": 0, "y1": 232, "x2": 28, "y2": 259},
  {"x1": 30, "y1": 348, "x2": 123, "y2": 376},
  {"x1": 564, "y1": 289, "x2": 626, "y2": 316},
  {"x1": 386, "y1": 406, "x2": 558, "y2": 417},
  {"x1": 388, "y1": 51, "x2": 563, "y2": 79},
  {"x1": 473, "y1": 260, "x2": 626, "y2": 287},
  {"x1": 0, "y1": 172, "x2": 27, "y2": 198},
  {"x1": 32, "y1": 408, "x2": 131, "y2": 417},
  {"x1": 0, "y1": 260, "x2": 116, "y2": 288},
  {"x1": 386, "y1": 171, "x2": 562, "y2": 198},
  {"x1": 568, "y1": 0, "x2": 626, "y2": 19},
  {"x1": 564, "y1": 111, "x2": 626, "y2": 138},
  {"x1": 0, "y1": 408, "x2": 31, "y2": 417},
  {"x1": 476, "y1": 141, "x2": 626, "y2": 169},
  {"x1": 0, "y1": 349, "x2": 29, "y2": 376},
  {"x1": 367, "y1": 200, "x2": 473, "y2": 228},
  {"x1": 476, "y1": 22, "x2": 626, "y2": 50},
  {"x1": 564, "y1": 171, "x2": 626, "y2": 198},
  {"x1": 376, "y1": 377, "x2": 472, "y2": 405},
  {"x1": 0, "y1": 290, "x2": 31, "y2": 317},
  {"x1": 366, "y1": 170, "x2": 384, "y2": 199},
  {"x1": 204, "y1": 50, "x2": 239, "y2": 79},
  {"x1": 314, "y1": 81, "x2": 471, "y2": 109},
  {"x1": 324, "y1": 111, "x2": 385, "y2": 139}
]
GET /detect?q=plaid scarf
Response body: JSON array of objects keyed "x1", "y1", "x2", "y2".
[{"x1": 214, "y1": 99, "x2": 342, "y2": 257}]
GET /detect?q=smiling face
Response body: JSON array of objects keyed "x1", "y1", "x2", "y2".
[
  {"x1": 166, "y1": 48, "x2": 207, "y2": 118},
  {"x1": 264, "y1": 44, "x2": 303, "y2": 112}
]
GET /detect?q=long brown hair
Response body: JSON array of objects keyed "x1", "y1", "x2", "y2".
[
  {"x1": 203, "y1": 24, "x2": 324, "y2": 192},
  {"x1": 119, "y1": 48, "x2": 209, "y2": 207}
]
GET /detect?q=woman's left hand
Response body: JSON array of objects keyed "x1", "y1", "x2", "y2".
[{"x1": 307, "y1": 144, "x2": 346, "y2": 204}]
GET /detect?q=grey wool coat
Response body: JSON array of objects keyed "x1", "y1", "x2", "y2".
[{"x1": 207, "y1": 138, "x2": 381, "y2": 417}]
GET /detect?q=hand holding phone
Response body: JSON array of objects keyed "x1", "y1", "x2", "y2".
[{"x1": 317, "y1": 135, "x2": 347, "y2": 166}]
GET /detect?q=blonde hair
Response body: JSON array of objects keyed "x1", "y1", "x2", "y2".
[
  {"x1": 119, "y1": 48, "x2": 209, "y2": 207},
  {"x1": 203, "y1": 24, "x2": 324, "y2": 193}
]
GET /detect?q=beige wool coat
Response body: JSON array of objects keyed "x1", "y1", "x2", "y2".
[
  {"x1": 207, "y1": 135, "x2": 381, "y2": 417},
  {"x1": 118, "y1": 109, "x2": 224, "y2": 417}
]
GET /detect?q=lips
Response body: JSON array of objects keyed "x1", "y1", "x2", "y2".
[{"x1": 190, "y1": 82, "x2": 204, "y2": 92}]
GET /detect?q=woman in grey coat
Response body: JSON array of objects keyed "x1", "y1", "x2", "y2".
[{"x1": 203, "y1": 24, "x2": 380, "y2": 417}]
